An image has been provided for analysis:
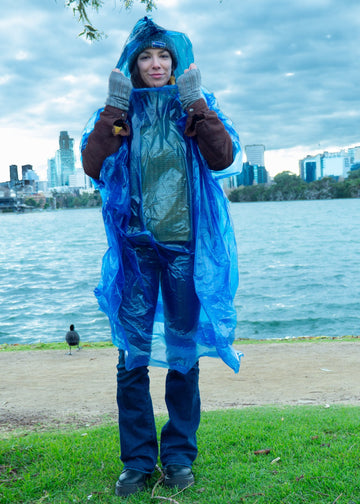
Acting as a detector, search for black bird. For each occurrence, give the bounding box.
[65,324,81,355]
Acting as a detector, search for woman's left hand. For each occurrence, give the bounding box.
[184,63,197,73]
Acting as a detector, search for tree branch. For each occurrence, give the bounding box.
[64,0,157,41]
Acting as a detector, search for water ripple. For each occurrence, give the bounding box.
[1,200,360,344]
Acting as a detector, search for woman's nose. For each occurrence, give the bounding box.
[151,57,161,68]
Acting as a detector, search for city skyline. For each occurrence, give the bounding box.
[5,139,359,190]
[4,130,91,191]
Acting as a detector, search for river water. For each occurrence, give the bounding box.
[1,199,359,345]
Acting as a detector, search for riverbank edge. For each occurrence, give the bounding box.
[1,334,359,353]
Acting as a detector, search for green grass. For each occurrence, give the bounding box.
[234,334,359,345]
[0,340,113,352]
[0,334,358,353]
[1,406,359,503]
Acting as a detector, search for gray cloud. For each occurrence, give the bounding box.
[1,0,360,180]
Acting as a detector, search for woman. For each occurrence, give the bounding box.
[81,17,243,497]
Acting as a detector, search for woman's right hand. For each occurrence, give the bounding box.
[106,69,133,111]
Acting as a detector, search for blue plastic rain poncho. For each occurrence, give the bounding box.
[81,17,243,374]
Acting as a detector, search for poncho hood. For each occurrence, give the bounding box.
[116,17,194,78]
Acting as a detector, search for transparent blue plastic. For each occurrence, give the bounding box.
[81,18,243,373]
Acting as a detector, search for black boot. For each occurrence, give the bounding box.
[163,465,195,489]
[115,469,150,497]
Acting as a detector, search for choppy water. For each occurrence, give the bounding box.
[232,199,360,339]
[1,199,359,345]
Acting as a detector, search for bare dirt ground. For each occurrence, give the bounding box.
[1,340,359,432]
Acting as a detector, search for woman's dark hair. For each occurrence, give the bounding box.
[131,64,148,88]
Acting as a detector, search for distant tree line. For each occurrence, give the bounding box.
[228,169,360,203]
[51,190,102,209]
[24,190,102,210]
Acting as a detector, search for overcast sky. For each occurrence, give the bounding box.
[1,0,359,182]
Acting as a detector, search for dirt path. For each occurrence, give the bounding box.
[1,341,359,431]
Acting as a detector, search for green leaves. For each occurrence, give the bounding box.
[64,0,157,41]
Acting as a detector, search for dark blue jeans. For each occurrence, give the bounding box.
[116,350,201,473]
[118,244,201,370]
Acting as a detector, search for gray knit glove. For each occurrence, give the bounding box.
[177,68,202,109]
[106,70,132,111]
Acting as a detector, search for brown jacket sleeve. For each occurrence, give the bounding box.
[82,105,130,180]
[184,98,233,171]
[83,98,232,179]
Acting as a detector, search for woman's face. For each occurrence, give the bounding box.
[137,48,172,87]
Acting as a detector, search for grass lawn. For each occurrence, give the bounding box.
[1,405,359,503]
[0,335,359,354]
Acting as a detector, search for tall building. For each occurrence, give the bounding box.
[20,164,39,193]
[69,168,91,188]
[22,164,32,180]
[237,162,268,186]
[348,146,360,164]
[245,144,265,167]
[9,165,19,185]
[300,154,322,182]
[47,158,58,188]
[55,131,75,186]
[254,164,268,184]
[238,162,254,186]
[222,143,268,191]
